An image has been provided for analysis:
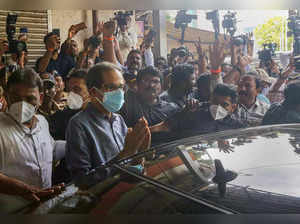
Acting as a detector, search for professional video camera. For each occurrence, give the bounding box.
[6,13,27,57]
[206,10,220,41]
[258,43,277,65]
[232,34,248,46]
[288,10,300,71]
[174,10,197,45]
[174,10,197,29]
[114,11,133,26]
[222,11,237,37]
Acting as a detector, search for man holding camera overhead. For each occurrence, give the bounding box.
[36,23,87,78]
[115,11,138,62]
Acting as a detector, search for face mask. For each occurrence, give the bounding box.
[95,88,125,113]
[209,104,228,120]
[8,101,36,124]
[67,91,83,110]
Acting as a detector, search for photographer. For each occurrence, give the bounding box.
[0,38,8,70]
[58,23,86,78]
[36,32,61,74]
[37,23,86,76]
[115,12,137,61]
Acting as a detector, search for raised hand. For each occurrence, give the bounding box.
[94,21,104,37]
[68,23,87,39]
[238,55,252,69]
[194,37,207,59]
[103,20,116,38]
[280,57,296,79]
[209,39,226,70]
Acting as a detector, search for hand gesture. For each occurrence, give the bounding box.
[218,140,234,154]
[103,20,116,38]
[68,25,77,40]
[209,39,226,70]
[270,60,280,75]
[123,117,151,158]
[280,57,295,79]
[185,98,201,112]
[94,21,104,37]
[68,23,87,39]
[194,37,205,58]
[237,55,252,69]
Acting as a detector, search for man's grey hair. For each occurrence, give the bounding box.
[86,62,122,89]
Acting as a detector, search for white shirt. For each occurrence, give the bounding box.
[235,98,270,126]
[0,113,65,188]
[144,47,154,67]
[116,29,138,61]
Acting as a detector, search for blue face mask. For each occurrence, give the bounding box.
[95,88,125,113]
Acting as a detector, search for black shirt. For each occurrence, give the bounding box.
[262,102,300,125]
[49,107,81,140]
[166,103,247,138]
[160,90,194,109]
[119,90,181,127]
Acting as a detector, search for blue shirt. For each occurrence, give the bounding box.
[257,93,271,105]
[58,54,76,78]
[65,104,128,188]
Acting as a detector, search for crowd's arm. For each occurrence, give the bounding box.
[1,16,300,206]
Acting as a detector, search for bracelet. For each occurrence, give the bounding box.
[210,68,222,74]
[103,36,114,41]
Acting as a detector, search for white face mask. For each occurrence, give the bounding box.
[8,101,36,124]
[67,91,83,110]
[209,104,228,120]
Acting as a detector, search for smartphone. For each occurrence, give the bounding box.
[20,27,28,33]
[52,29,60,37]
[73,22,87,32]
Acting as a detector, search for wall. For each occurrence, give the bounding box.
[49,10,136,51]
[49,10,93,51]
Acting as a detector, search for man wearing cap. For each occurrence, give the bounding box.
[255,68,275,105]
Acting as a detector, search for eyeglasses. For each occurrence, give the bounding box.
[102,83,126,92]
[139,78,161,86]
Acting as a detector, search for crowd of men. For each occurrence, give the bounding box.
[1,14,300,204]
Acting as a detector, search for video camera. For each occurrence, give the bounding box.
[174,10,197,29]
[176,46,189,58]
[206,10,220,41]
[232,34,248,46]
[222,11,237,37]
[174,10,197,45]
[114,11,133,26]
[258,43,277,64]
[288,10,300,71]
[6,13,27,57]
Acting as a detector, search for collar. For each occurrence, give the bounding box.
[239,97,260,111]
[85,103,118,121]
[137,94,162,107]
[5,113,41,135]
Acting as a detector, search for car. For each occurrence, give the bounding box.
[4,123,300,214]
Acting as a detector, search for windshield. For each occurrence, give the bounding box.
[116,124,300,213]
